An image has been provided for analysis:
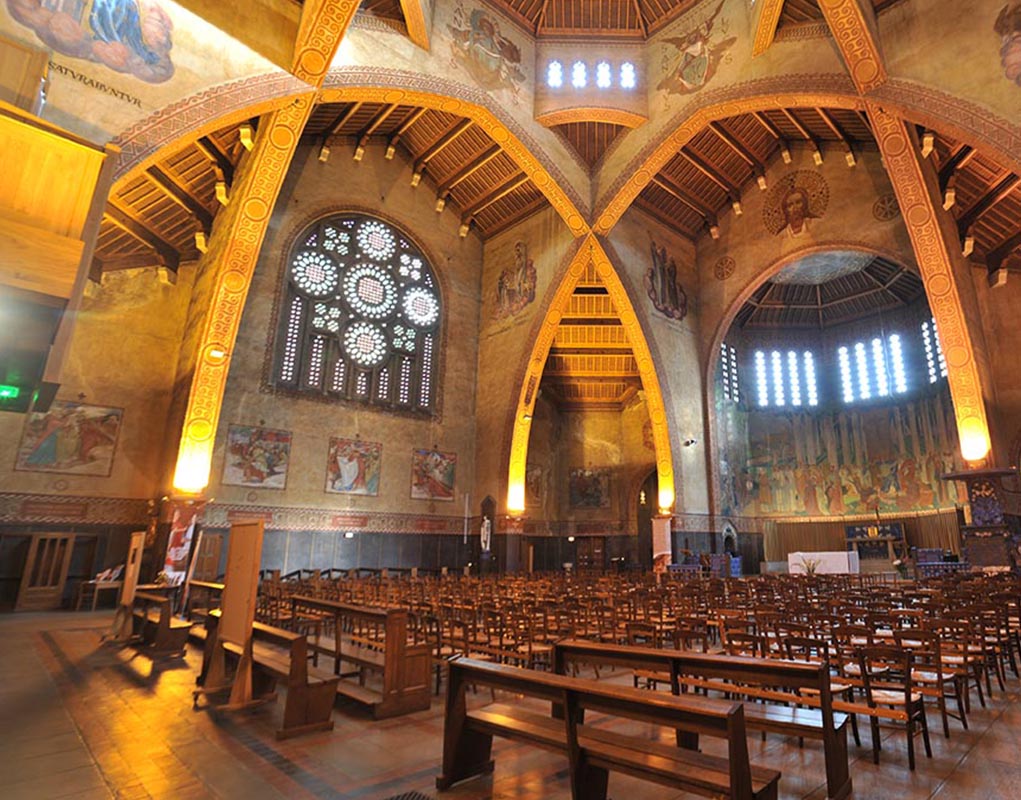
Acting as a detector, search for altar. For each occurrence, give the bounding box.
[788,551,860,575]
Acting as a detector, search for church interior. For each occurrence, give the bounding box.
[3,1,1021,798]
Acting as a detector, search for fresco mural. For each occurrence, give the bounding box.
[657,1,735,97]
[997,4,1021,85]
[325,437,382,496]
[15,400,122,476]
[717,392,962,518]
[222,425,291,489]
[7,0,175,83]
[411,448,456,501]
[762,170,830,238]
[447,3,525,102]
[645,239,688,321]
[493,241,536,320]
[569,468,611,509]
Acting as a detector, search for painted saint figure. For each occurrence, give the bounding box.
[89,0,160,64]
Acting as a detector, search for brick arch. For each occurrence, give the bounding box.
[701,241,916,515]
[506,235,676,516]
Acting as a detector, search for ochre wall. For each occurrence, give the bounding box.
[0,266,196,498]
[205,141,483,517]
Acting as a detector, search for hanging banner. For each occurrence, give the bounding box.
[480,517,492,553]
[164,505,198,586]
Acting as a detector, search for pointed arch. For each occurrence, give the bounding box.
[507,234,675,515]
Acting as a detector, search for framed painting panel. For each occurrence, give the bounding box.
[326,437,382,495]
[411,449,456,501]
[222,425,291,489]
[15,400,123,477]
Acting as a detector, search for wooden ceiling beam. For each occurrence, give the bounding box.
[708,122,760,169]
[633,197,699,238]
[413,118,473,176]
[462,172,529,217]
[103,200,180,271]
[91,252,165,274]
[650,174,714,220]
[437,143,501,194]
[678,148,737,194]
[816,108,856,164]
[145,166,214,231]
[195,136,234,186]
[938,143,976,190]
[386,107,428,158]
[780,109,824,163]
[355,103,399,156]
[324,102,363,137]
[956,172,1021,235]
[752,111,793,163]
[988,228,1021,266]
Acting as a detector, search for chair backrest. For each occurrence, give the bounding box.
[858,644,913,706]
[781,635,830,665]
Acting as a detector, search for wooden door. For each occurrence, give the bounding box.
[192,533,223,580]
[16,533,76,611]
[576,537,605,570]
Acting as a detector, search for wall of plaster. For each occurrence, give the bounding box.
[205,141,483,518]
[972,271,1021,466]
[0,266,195,498]
[524,395,654,533]
[604,206,706,512]
[473,205,577,513]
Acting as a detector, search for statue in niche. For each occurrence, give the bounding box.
[996,4,1021,85]
[645,240,688,321]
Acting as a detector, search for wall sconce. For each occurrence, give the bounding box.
[567,536,576,543]
[344,531,355,539]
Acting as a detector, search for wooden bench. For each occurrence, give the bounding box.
[290,595,431,718]
[131,591,193,657]
[553,639,851,800]
[200,609,339,739]
[184,580,224,642]
[436,657,780,800]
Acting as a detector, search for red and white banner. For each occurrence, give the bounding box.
[164,506,197,586]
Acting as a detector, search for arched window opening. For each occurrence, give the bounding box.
[571,61,587,88]
[546,60,563,88]
[274,214,441,414]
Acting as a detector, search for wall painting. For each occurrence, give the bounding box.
[493,241,537,320]
[447,3,525,102]
[222,425,291,490]
[569,468,611,509]
[7,0,175,83]
[997,4,1021,85]
[645,239,687,320]
[326,437,382,496]
[657,2,735,97]
[762,170,830,239]
[411,448,457,501]
[15,400,122,476]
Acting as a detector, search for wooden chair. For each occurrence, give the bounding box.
[857,645,932,770]
[893,628,967,738]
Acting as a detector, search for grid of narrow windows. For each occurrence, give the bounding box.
[754,349,818,408]
[720,342,740,402]
[838,334,908,403]
[921,318,948,383]
[545,60,637,89]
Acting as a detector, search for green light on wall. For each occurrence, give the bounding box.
[0,385,20,399]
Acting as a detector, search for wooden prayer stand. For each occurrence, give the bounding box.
[108,530,145,642]
[194,520,266,711]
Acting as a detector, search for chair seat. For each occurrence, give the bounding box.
[872,689,923,704]
[911,669,951,684]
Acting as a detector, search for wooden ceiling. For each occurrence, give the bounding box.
[540,260,640,410]
[635,106,874,240]
[735,255,925,330]
[486,0,700,38]
[357,0,406,26]
[777,0,901,31]
[553,121,627,170]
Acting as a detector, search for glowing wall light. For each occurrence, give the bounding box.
[173,434,214,494]
[959,418,991,463]
[658,484,675,515]
[507,480,526,515]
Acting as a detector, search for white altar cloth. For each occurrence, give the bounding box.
[788,551,860,574]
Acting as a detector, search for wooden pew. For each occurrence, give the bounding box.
[553,639,851,800]
[131,591,193,657]
[200,609,339,739]
[436,657,780,800]
[290,595,431,719]
[184,580,224,642]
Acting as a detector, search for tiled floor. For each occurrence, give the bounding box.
[2,611,1021,799]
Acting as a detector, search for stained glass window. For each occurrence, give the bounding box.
[838,334,907,403]
[720,342,739,402]
[274,214,440,413]
[754,349,818,408]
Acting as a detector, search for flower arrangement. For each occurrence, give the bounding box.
[892,558,909,578]
[800,556,821,575]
